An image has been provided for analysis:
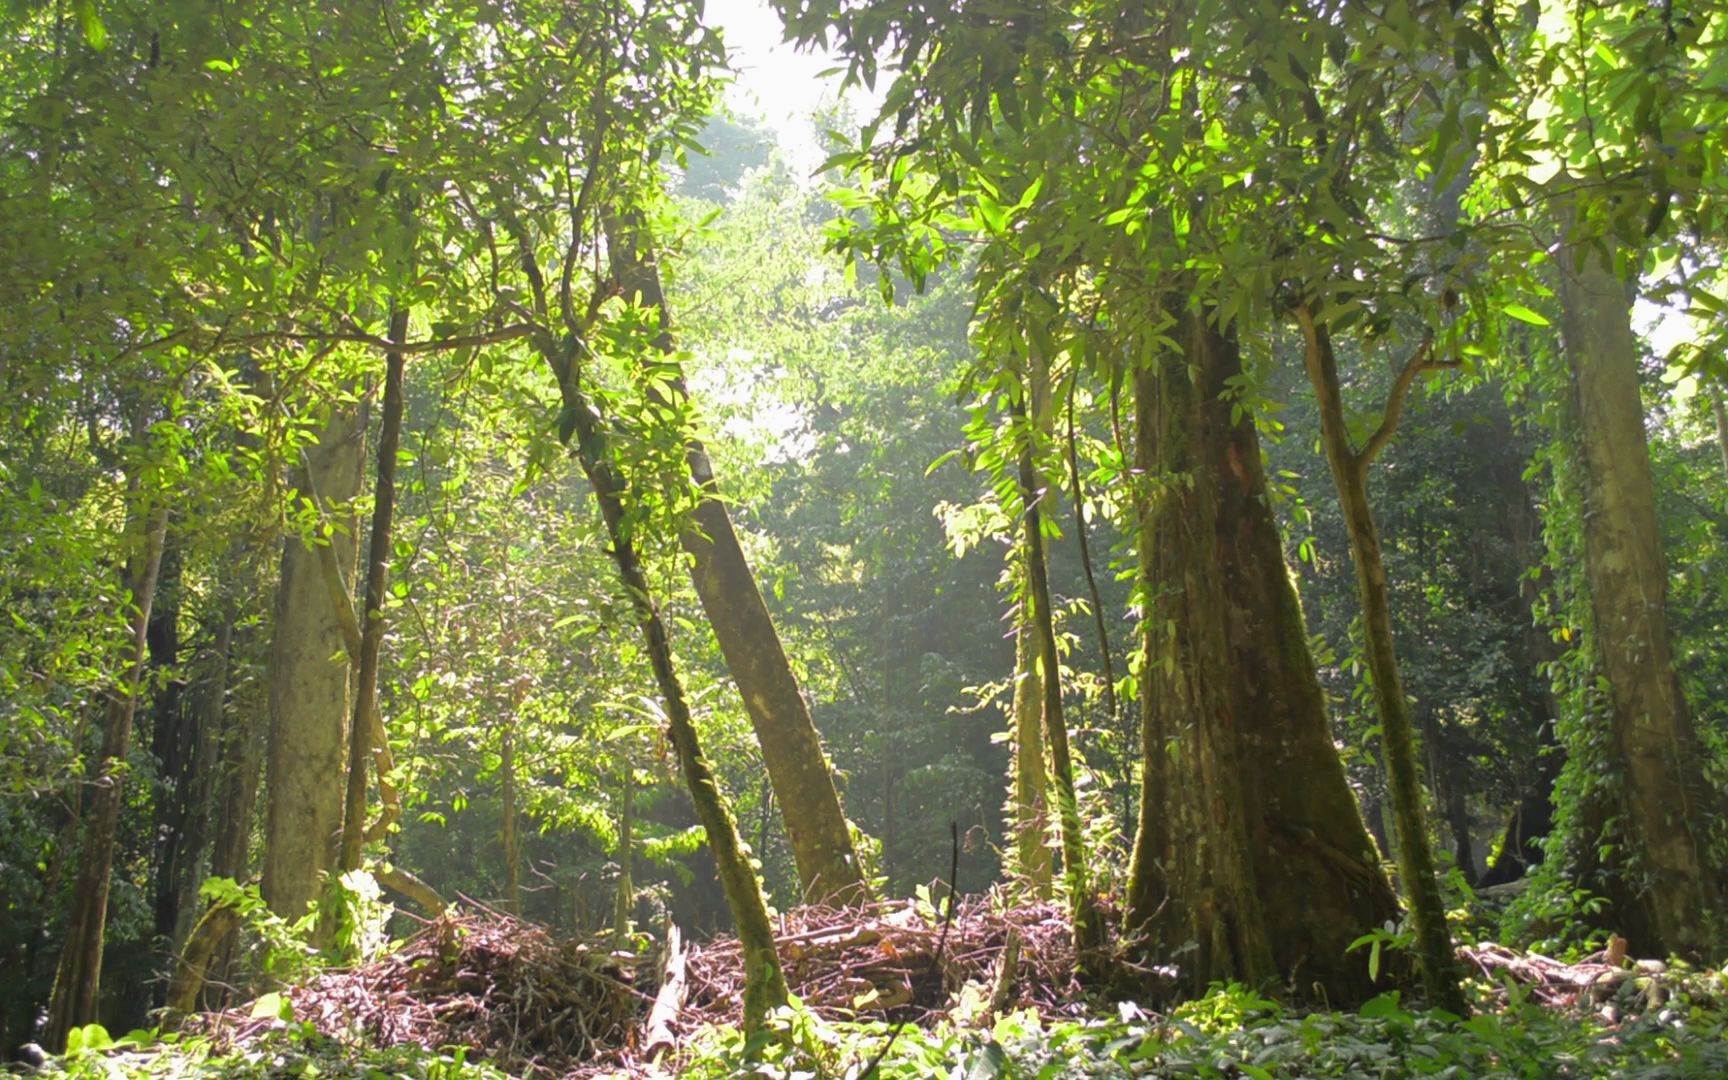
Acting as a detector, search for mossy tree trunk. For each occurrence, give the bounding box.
[1556,197,1725,960]
[44,499,168,1051]
[262,401,366,920]
[604,215,867,905]
[1294,309,1466,1014]
[1012,384,1094,948]
[1009,354,1056,897]
[552,344,789,1035]
[1125,308,1400,1006]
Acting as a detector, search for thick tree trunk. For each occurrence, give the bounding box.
[1297,315,1466,1013]
[1125,310,1399,1006]
[556,354,788,1034]
[341,310,408,872]
[44,503,169,1051]
[1556,199,1725,960]
[605,215,866,904]
[262,402,366,920]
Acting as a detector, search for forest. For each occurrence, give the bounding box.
[1,0,1726,1076]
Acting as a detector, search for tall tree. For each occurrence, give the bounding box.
[603,215,868,904]
[1554,193,1725,958]
[261,400,366,920]
[45,480,169,1049]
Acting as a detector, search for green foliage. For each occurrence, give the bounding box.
[668,981,1728,1079]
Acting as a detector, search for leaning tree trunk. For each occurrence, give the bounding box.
[1556,195,1724,960]
[603,215,866,904]
[1125,308,1400,1006]
[262,400,366,920]
[1296,312,1466,1014]
[553,343,789,1035]
[340,310,408,873]
[44,501,169,1051]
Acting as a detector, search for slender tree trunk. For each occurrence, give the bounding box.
[262,400,366,920]
[147,541,198,971]
[44,502,169,1051]
[614,764,633,946]
[501,727,520,914]
[1009,620,1054,895]
[1556,196,1724,959]
[209,606,260,884]
[1013,394,1094,948]
[341,310,409,872]
[604,215,866,904]
[1009,354,1055,897]
[554,352,788,1034]
[1713,388,1728,479]
[1296,314,1466,1013]
[1125,309,1399,1006]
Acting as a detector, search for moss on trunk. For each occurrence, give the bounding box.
[1126,309,1400,1005]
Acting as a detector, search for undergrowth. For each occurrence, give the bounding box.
[26,975,1728,1080]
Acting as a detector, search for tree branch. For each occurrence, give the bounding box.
[1360,336,1456,469]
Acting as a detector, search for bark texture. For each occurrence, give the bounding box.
[1556,203,1724,960]
[1125,310,1399,1005]
[44,504,169,1051]
[1009,619,1054,894]
[605,215,866,904]
[262,402,366,920]
[1014,394,1094,947]
[1296,312,1465,1014]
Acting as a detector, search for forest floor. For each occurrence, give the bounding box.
[24,897,1728,1079]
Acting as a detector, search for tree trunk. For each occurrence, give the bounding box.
[1125,309,1399,1006]
[1009,353,1056,897]
[1297,314,1466,1014]
[555,354,789,1034]
[44,502,169,1051]
[1014,394,1094,948]
[147,541,199,972]
[1556,196,1724,960]
[209,604,260,884]
[262,401,366,921]
[501,727,521,914]
[1008,619,1054,895]
[604,215,866,904]
[1713,388,1728,479]
[341,309,408,872]
[613,764,633,947]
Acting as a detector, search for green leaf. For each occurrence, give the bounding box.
[1502,303,1550,326]
[77,0,107,51]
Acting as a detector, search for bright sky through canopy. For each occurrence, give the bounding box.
[706,0,879,172]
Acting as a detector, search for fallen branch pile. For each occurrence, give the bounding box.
[676,895,1078,1036]
[182,895,1084,1076]
[1461,940,1699,1019]
[191,910,644,1077]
